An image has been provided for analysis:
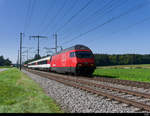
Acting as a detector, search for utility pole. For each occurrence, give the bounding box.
[17,50,19,68]
[29,35,48,58]
[27,49,28,62]
[54,33,58,53]
[22,49,28,62]
[20,33,22,70]
[22,47,32,62]
[43,47,54,56]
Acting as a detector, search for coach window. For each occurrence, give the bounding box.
[70,52,75,57]
[43,60,47,64]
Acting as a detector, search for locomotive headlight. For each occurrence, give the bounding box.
[77,64,82,67]
[90,64,94,66]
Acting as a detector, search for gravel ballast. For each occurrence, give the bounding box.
[22,70,146,113]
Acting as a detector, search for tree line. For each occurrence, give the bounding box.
[94,54,150,66]
[0,56,12,66]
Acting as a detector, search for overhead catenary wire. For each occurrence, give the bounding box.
[54,0,79,33]
[60,0,126,41]
[76,0,128,29]
[87,16,150,46]
[61,2,149,45]
[73,0,115,27]
[111,16,150,36]
[48,0,71,34]
[56,0,94,33]
[59,0,113,40]
[24,0,32,33]
[38,0,56,35]
[41,0,68,35]
[24,0,37,34]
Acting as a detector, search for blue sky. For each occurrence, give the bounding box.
[0,0,150,63]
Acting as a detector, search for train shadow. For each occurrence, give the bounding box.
[93,74,118,79]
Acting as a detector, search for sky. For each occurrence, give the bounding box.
[0,0,150,63]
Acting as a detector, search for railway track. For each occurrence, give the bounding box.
[25,69,150,112]
[92,77,150,89]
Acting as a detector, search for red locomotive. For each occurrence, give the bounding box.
[28,45,96,75]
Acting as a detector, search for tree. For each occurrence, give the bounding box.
[34,54,41,60]
[94,54,150,66]
[0,56,12,66]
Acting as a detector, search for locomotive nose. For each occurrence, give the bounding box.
[76,63,96,75]
[77,62,95,67]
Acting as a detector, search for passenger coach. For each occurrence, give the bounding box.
[28,56,51,71]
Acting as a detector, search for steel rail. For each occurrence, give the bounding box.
[92,77,150,89]
[26,69,150,98]
[24,68,150,89]
[26,69,150,112]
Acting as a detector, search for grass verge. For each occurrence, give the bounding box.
[0,66,11,68]
[94,68,150,83]
[0,68,63,113]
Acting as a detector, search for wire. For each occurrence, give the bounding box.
[38,0,56,35]
[87,16,150,46]
[24,0,32,33]
[54,0,79,32]
[56,0,94,33]
[60,0,124,41]
[48,0,71,34]
[78,0,115,25]
[61,0,127,42]
[78,0,127,27]
[41,0,68,35]
[24,0,37,34]
[61,2,149,45]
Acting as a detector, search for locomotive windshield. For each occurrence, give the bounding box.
[75,51,93,58]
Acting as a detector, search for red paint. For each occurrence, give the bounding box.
[50,49,95,68]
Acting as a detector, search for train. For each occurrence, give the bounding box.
[27,45,96,75]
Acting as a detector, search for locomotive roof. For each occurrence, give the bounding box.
[28,45,91,64]
[54,45,91,55]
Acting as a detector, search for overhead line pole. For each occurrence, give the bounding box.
[27,49,28,62]
[17,50,19,68]
[29,35,48,58]
[20,33,23,70]
[38,36,39,57]
[22,47,34,61]
[54,33,58,53]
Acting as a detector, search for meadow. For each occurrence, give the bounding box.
[0,68,63,113]
[94,64,150,82]
[0,66,11,68]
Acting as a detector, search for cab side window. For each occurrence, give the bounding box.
[70,52,75,57]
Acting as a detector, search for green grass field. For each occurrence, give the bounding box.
[97,64,150,69]
[0,68,63,113]
[0,66,11,68]
[94,64,150,83]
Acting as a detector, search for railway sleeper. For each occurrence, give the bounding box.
[27,70,150,112]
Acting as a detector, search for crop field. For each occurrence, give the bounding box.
[94,64,150,83]
[0,68,63,113]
